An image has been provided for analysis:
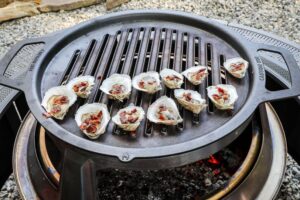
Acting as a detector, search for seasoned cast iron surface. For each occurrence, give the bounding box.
[42,21,248,148]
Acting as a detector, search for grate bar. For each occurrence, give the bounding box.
[149,28,162,71]
[110,30,129,74]
[122,29,140,75]
[87,35,116,103]
[161,29,172,69]
[78,39,97,76]
[143,28,165,136]
[59,50,81,85]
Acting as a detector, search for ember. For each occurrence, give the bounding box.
[208,155,220,165]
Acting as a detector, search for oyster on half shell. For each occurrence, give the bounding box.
[207,84,238,110]
[112,104,145,132]
[75,103,110,139]
[67,75,95,98]
[100,74,132,102]
[41,86,77,120]
[182,66,208,85]
[224,57,249,79]
[132,71,162,94]
[174,89,207,114]
[147,96,183,125]
[160,68,184,89]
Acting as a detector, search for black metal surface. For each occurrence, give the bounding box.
[13,103,286,200]
[1,10,300,163]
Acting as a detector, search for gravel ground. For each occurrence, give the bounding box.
[0,0,300,199]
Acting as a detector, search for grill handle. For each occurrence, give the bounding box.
[255,44,300,102]
[0,38,46,91]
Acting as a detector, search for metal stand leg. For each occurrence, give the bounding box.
[59,149,98,200]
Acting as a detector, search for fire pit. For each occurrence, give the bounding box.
[0,10,298,199]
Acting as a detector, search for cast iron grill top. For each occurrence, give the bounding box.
[2,11,299,161]
[41,23,248,148]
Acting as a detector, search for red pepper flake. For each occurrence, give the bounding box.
[183,92,192,102]
[53,96,69,105]
[72,81,89,94]
[80,111,103,134]
[119,109,139,124]
[231,63,244,72]
[97,75,102,80]
[217,87,225,94]
[109,84,125,95]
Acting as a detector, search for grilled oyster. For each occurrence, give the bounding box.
[207,84,238,110]
[67,75,95,98]
[160,68,184,89]
[100,74,132,102]
[174,89,206,114]
[147,96,183,125]
[132,71,162,94]
[224,57,249,79]
[182,66,208,85]
[75,103,110,139]
[112,105,145,132]
[41,86,77,120]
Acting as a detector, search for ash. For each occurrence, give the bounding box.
[97,148,241,200]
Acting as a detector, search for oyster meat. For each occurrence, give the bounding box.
[182,66,209,85]
[112,104,145,132]
[147,96,183,125]
[41,86,77,120]
[132,71,162,94]
[174,89,206,114]
[224,57,249,78]
[67,75,95,98]
[75,103,110,139]
[160,68,184,89]
[100,74,132,102]
[207,84,238,110]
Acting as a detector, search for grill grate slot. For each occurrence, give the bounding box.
[78,39,97,76]
[60,50,81,85]
[88,35,115,103]
[206,43,214,113]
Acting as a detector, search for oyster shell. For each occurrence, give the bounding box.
[75,103,110,139]
[112,104,145,131]
[67,75,95,98]
[207,84,238,110]
[174,89,206,114]
[160,68,184,89]
[182,66,208,85]
[41,86,77,120]
[147,96,183,125]
[132,71,162,94]
[224,57,249,79]
[100,74,132,102]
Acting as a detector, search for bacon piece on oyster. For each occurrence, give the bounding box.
[75,103,110,139]
[67,75,95,98]
[41,86,77,120]
[100,74,132,102]
[112,105,145,132]
[182,66,209,85]
[160,68,184,89]
[174,89,206,114]
[147,96,183,125]
[224,57,249,79]
[207,84,238,110]
[132,71,162,94]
